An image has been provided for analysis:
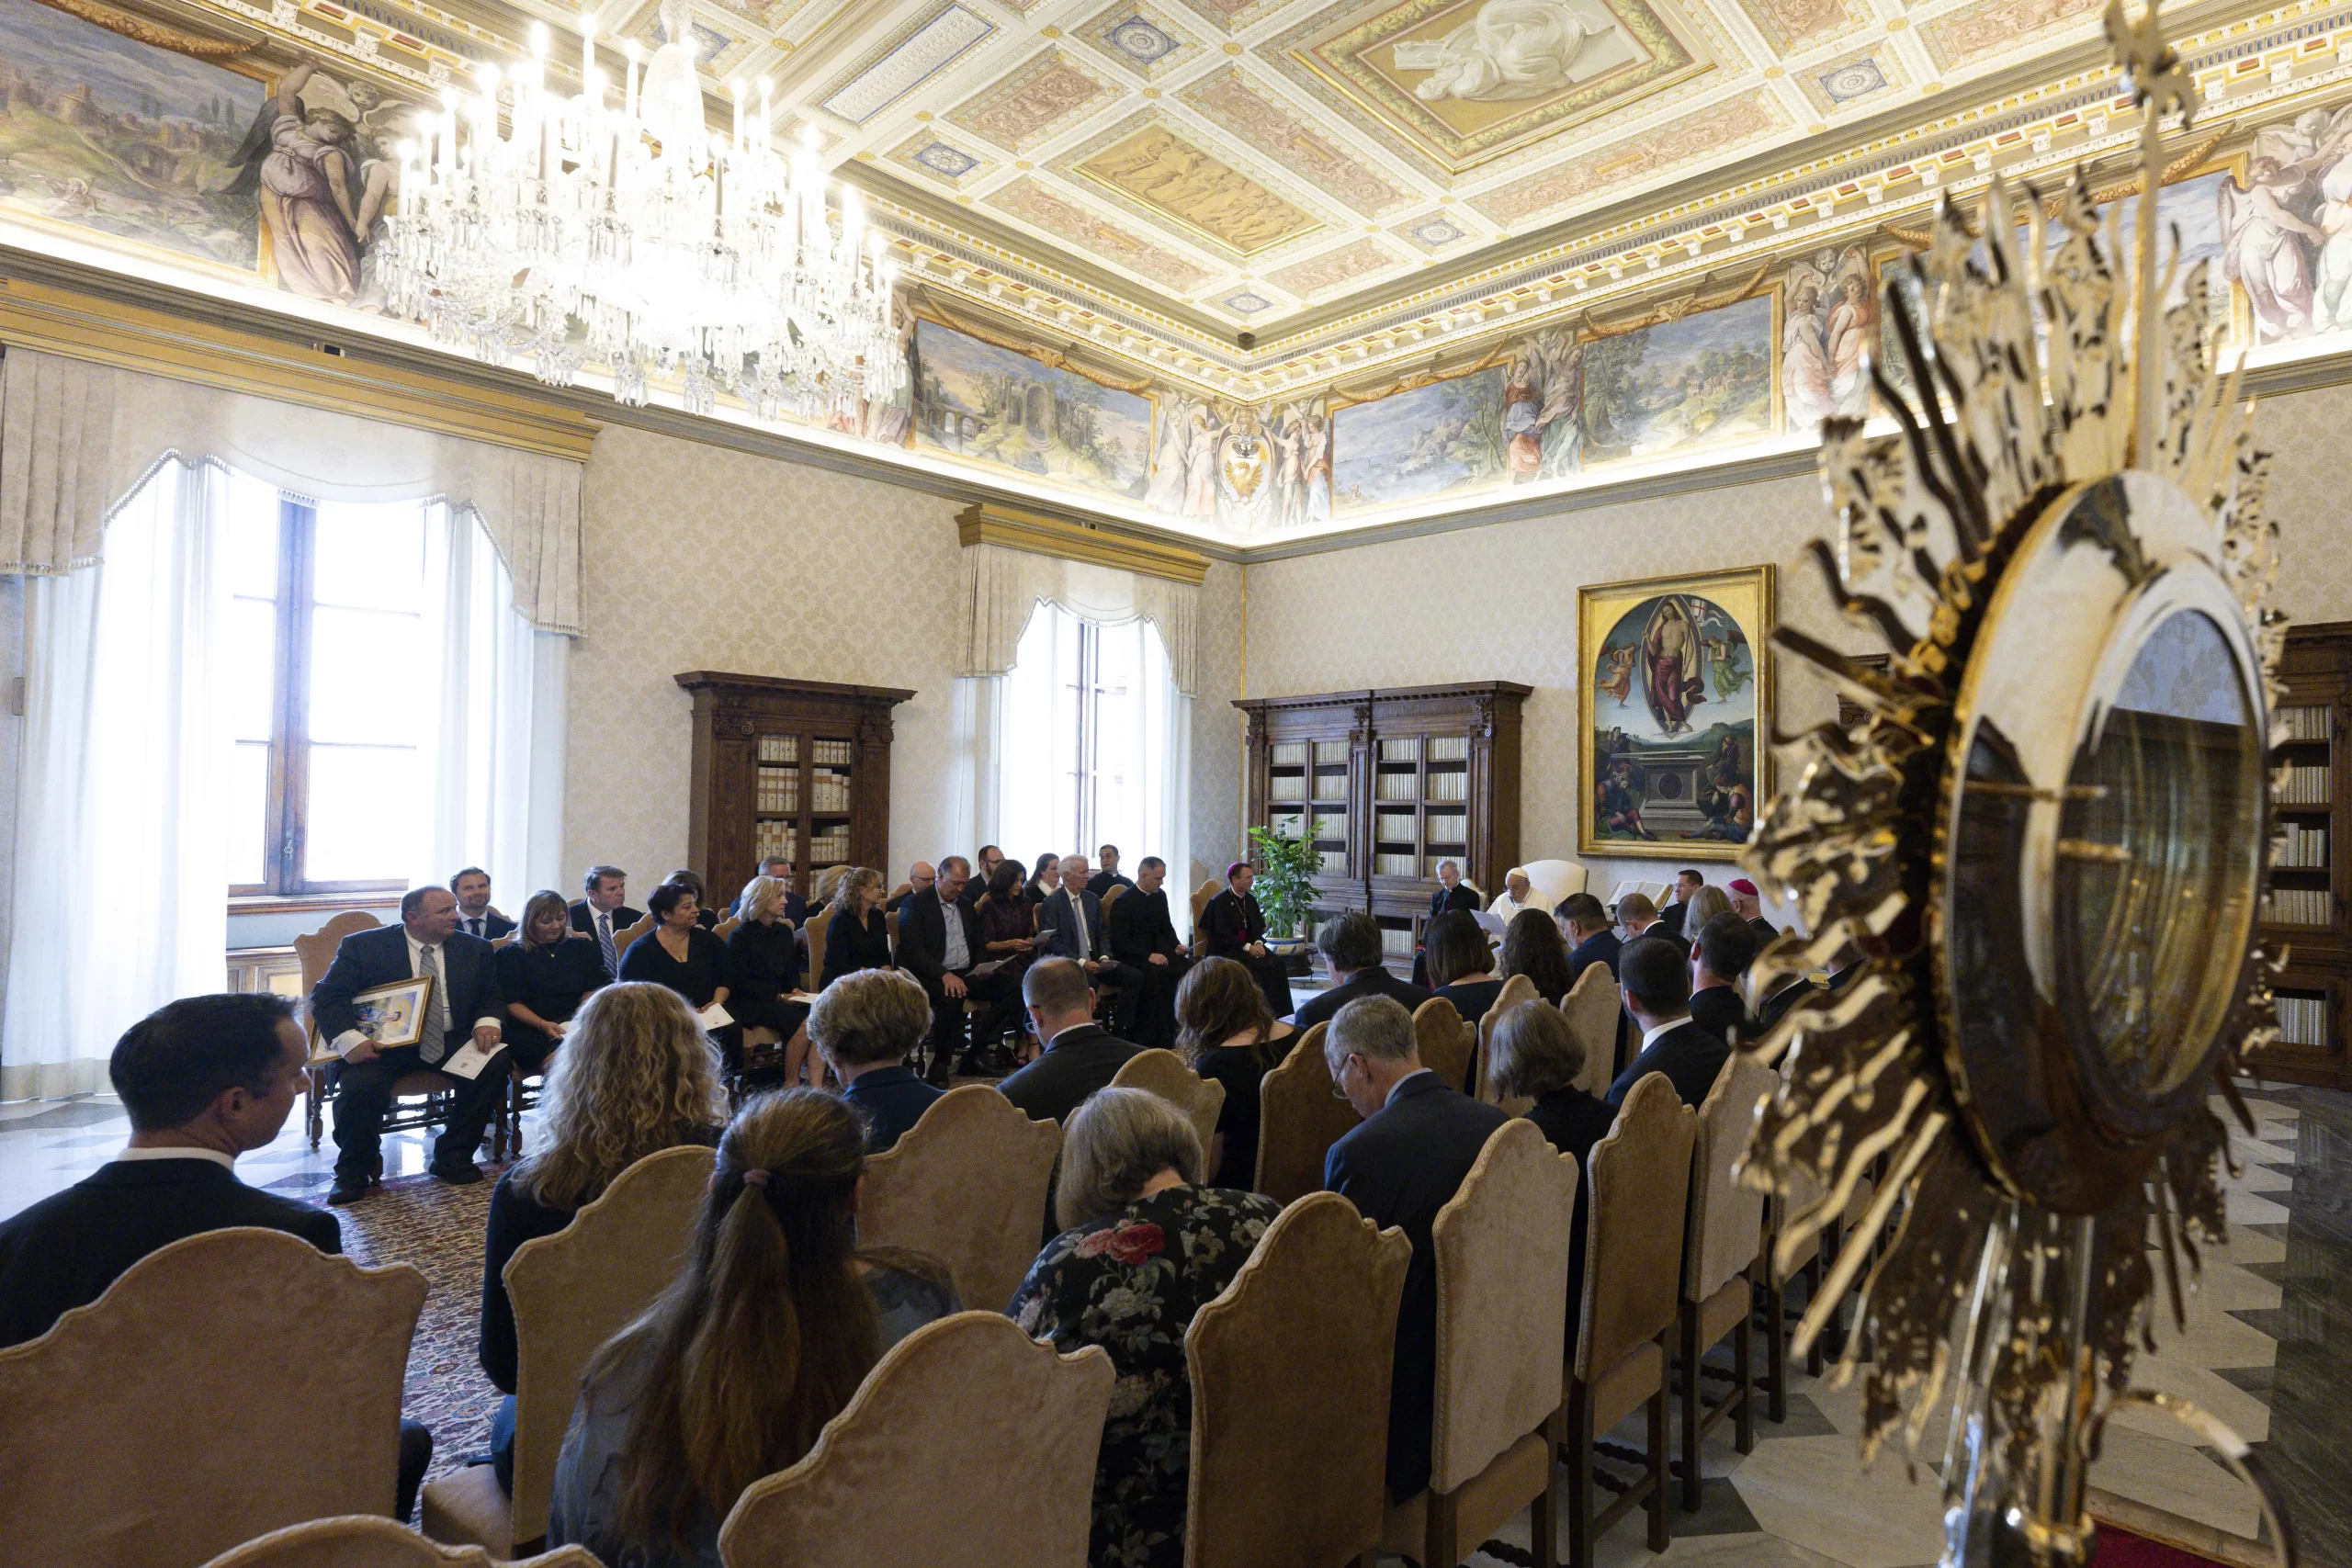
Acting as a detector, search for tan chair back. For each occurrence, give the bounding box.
[1184,1192,1412,1568]
[1575,1076,1696,1383]
[296,910,381,1043]
[711,914,741,942]
[1686,1055,1774,1304]
[490,934,518,951]
[1559,964,1623,1098]
[509,1145,715,1536]
[1430,1119,1579,1494]
[1411,997,1473,1094]
[1252,1021,1361,1203]
[804,906,835,990]
[718,1312,1113,1567]
[1099,882,1127,924]
[861,1088,1062,1314]
[889,882,912,905]
[0,1228,424,1568]
[1190,879,1222,955]
[1473,974,1540,1114]
[1110,1047,1227,1156]
[200,1515,601,1568]
[612,911,656,956]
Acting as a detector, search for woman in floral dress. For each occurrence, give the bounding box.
[1009,1087,1281,1568]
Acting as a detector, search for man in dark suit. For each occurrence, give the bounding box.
[1106,855,1191,1049]
[1559,893,1623,987]
[0,992,434,1520]
[1426,858,1481,920]
[1606,935,1730,1109]
[898,856,1014,1084]
[1038,855,1147,1039]
[1728,877,1780,943]
[1321,995,1509,1503]
[999,958,1142,1126]
[962,846,1004,910]
[569,865,642,979]
[735,855,808,927]
[899,861,937,918]
[449,867,515,941]
[809,970,944,1152]
[1295,910,1430,1030]
[1093,844,1139,898]
[1655,868,1705,942]
[1690,912,1763,1045]
[311,886,512,1202]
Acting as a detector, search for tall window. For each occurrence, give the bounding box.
[1000,603,1177,863]
[225,485,428,896]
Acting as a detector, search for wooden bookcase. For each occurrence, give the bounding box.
[2257,623,2352,1091]
[675,673,914,901]
[1238,682,1530,975]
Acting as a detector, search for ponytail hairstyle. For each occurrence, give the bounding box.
[594,1088,881,1551]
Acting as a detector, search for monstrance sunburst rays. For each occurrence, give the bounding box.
[1733,3,2298,1562]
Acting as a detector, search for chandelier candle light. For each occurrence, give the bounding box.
[380,0,904,420]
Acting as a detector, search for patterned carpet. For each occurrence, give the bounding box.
[337,1169,508,1482]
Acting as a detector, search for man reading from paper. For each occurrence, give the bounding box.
[310,886,510,1206]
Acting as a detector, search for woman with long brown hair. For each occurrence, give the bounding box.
[1498,906,1575,1006]
[1423,909,1505,1027]
[548,1089,960,1566]
[477,981,729,1495]
[1174,955,1295,1188]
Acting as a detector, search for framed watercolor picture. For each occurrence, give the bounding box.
[1578,565,1774,863]
[352,976,433,1049]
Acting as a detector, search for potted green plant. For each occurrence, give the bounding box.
[1245,825,1321,976]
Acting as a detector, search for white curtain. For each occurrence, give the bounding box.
[2,461,232,1097]
[416,501,571,905]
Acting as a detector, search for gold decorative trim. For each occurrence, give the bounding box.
[956,502,1209,584]
[0,278,599,463]
[910,290,1157,394]
[28,0,255,59]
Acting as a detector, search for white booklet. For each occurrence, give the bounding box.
[438,1040,497,1080]
[696,1002,735,1031]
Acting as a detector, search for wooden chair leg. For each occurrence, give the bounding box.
[1803,1250,1826,1377]
[1532,1405,1561,1568]
[1765,1263,1789,1422]
[1427,1487,1461,1568]
[1645,1355,1671,1552]
[1566,1382,1595,1568]
[1679,1301,1702,1512]
[1735,1269,1757,1454]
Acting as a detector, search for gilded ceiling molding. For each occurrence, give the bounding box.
[0,277,599,463]
[28,0,254,57]
[955,502,1210,584]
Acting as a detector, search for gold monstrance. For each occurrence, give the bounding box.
[1739,2,2299,1564]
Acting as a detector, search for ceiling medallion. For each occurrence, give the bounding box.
[1740,4,2299,1564]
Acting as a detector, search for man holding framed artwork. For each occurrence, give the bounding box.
[310,885,511,1204]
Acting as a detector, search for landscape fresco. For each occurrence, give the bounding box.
[911,318,1156,502]
[1329,365,1506,512]
[1578,294,1773,464]
[0,0,265,269]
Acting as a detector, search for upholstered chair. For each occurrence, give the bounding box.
[1188,880,1222,958]
[718,1312,1114,1567]
[1183,1191,1412,1568]
[1557,965,1623,1096]
[1253,1021,1362,1202]
[1473,975,1540,1115]
[295,909,380,1148]
[1111,1047,1227,1156]
[610,911,657,956]
[858,1085,1063,1314]
[423,1145,716,1555]
[199,1515,600,1568]
[1674,1054,1775,1509]
[1379,1120,1577,1568]
[1410,997,1475,1094]
[0,1227,425,1568]
[1756,1043,1875,1420]
[1562,1074,1697,1568]
[802,905,835,990]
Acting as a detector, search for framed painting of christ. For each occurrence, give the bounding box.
[1578,565,1774,863]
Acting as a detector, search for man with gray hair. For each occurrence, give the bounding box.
[1294,910,1430,1031]
[1038,854,1147,1040]
[1321,994,1509,1504]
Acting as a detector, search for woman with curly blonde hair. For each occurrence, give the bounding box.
[476,982,729,1496]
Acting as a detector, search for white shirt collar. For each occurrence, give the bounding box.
[1385,1067,1435,1106]
[1640,1017,1690,1053]
[116,1145,235,1169]
[1045,1020,1095,1050]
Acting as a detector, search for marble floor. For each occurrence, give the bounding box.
[0,1079,2339,1568]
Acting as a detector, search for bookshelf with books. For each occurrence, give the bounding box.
[676,673,913,907]
[2257,624,2352,1090]
[1239,682,1530,976]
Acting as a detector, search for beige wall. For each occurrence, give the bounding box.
[1239,378,2352,918]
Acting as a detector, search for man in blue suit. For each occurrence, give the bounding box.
[1321,994,1509,1503]
[1037,854,1145,1039]
[311,885,511,1204]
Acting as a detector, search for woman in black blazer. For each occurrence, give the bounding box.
[1198,861,1294,1019]
[1423,910,1506,1031]
[618,883,730,1012]
[494,890,607,1072]
[822,866,894,985]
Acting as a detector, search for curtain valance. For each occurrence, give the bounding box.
[0,348,585,635]
[958,540,1199,696]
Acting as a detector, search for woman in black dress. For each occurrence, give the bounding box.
[975,861,1045,1064]
[727,874,811,1085]
[619,882,730,1015]
[821,866,894,985]
[1198,861,1294,1018]
[1498,907,1575,1006]
[495,889,607,1073]
[1175,956,1296,1190]
[662,869,720,930]
[1424,909,1506,1031]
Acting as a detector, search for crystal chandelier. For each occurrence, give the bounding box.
[379,4,904,422]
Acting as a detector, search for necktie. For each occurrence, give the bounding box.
[597,911,616,974]
[420,942,451,1063]
[468,917,482,937]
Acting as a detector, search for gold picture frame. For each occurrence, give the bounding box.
[1577,564,1774,863]
[351,975,434,1050]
